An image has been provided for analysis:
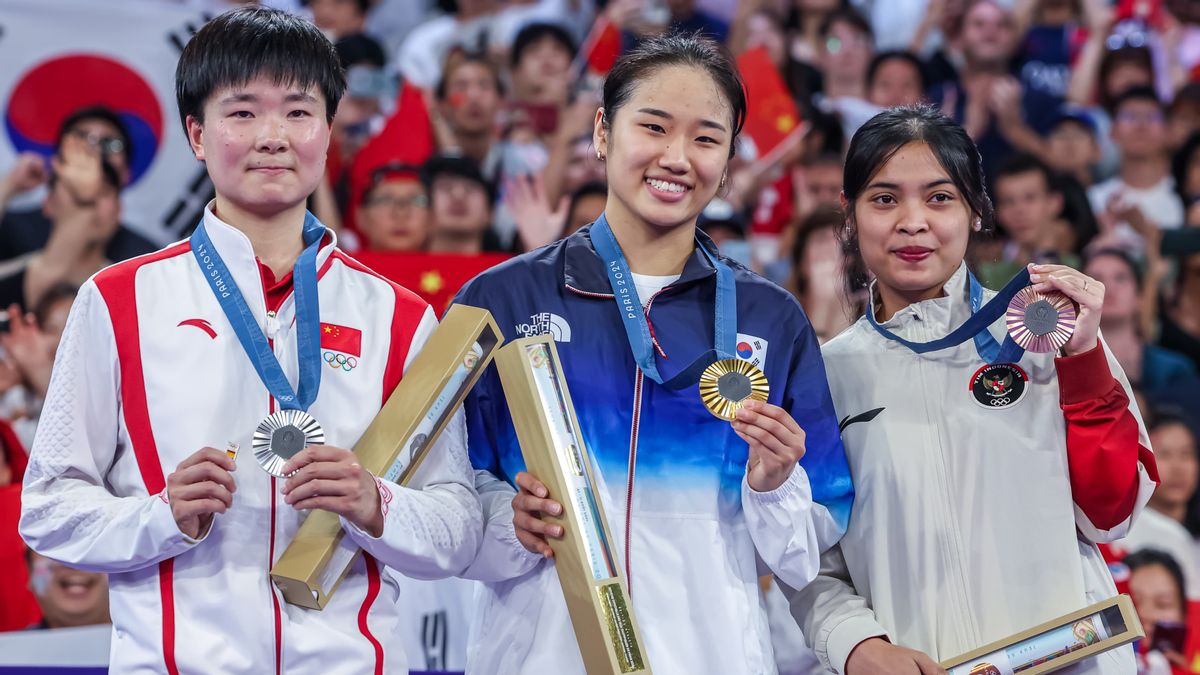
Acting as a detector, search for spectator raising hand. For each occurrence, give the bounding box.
[0,304,55,400]
[51,134,107,207]
[0,153,48,221]
[506,172,568,251]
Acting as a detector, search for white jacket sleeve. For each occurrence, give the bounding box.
[342,307,482,578]
[742,466,843,590]
[342,408,482,578]
[781,543,890,674]
[20,282,199,573]
[459,469,545,583]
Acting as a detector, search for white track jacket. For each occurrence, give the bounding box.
[19,209,482,674]
[785,264,1158,675]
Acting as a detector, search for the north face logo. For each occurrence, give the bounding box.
[515,312,572,342]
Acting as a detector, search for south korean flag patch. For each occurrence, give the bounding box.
[735,333,768,369]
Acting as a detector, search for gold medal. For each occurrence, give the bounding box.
[699,359,769,421]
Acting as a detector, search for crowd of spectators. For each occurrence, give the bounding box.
[2,0,1200,672]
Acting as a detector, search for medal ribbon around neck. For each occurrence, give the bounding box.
[590,212,737,389]
[191,212,326,412]
[865,268,1030,365]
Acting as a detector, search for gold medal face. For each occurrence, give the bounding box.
[699,359,769,421]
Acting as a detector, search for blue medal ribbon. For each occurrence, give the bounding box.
[865,267,1030,364]
[191,212,326,411]
[590,213,737,389]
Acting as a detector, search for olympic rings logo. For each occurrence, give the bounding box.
[323,351,358,371]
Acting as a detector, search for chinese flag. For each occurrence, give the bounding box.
[0,422,39,632]
[347,80,436,233]
[320,322,363,357]
[581,16,622,76]
[737,46,801,157]
[353,251,512,316]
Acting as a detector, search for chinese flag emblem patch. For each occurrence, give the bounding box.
[320,323,362,357]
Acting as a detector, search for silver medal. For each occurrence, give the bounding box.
[253,409,325,477]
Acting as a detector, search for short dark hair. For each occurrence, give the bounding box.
[1098,47,1154,111]
[843,105,994,233]
[32,283,78,328]
[56,106,134,172]
[436,52,503,100]
[336,33,386,70]
[1084,247,1144,289]
[301,0,370,15]
[995,152,1056,192]
[1124,548,1188,613]
[566,181,607,222]
[866,50,926,93]
[174,7,346,134]
[511,22,575,68]
[601,32,746,159]
[819,6,874,40]
[1112,85,1164,116]
[422,154,496,203]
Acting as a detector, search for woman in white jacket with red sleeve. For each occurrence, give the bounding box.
[784,105,1158,675]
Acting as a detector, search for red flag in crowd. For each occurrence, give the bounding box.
[580,16,622,76]
[0,420,40,631]
[346,80,437,233]
[352,250,512,316]
[737,46,801,158]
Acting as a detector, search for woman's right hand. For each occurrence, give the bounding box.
[512,471,565,558]
[846,637,947,675]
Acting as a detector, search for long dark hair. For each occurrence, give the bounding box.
[840,105,994,290]
[1124,548,1188,615]
[601,32,747,158]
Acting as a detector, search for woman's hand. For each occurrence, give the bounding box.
[281,446,384,536]
[512,471,563,557]
[1028,263,1104,356]
[733,400,807,492]
[846,638,947,675]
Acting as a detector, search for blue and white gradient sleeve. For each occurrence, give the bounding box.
[742,314,853,590]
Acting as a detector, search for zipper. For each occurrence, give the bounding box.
[266,329,283,675]
[624,369,644,595]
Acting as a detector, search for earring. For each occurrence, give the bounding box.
[973,217,982,231]
[720,173,727,187]
[596,150,605,161]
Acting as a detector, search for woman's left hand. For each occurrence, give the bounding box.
[282,446,384,536]
[1028,263,1104,356]
[733,400,807,493]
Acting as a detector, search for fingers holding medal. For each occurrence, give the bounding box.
[732,400,807,493]
[1027,263,1103,356]
[281,445,384,537]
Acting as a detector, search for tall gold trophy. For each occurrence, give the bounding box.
[495,335,651,674]
[270,305,502,609]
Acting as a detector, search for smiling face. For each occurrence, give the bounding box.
[849,141,973,309]
[187,75,331,222]
[594,64,732,235]
[30,552,109,629]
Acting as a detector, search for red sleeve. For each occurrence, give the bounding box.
[1056,340,1158,531]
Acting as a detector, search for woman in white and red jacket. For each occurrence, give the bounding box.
[785,105,1158,675]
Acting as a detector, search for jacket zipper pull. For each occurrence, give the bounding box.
[266,310,280,340]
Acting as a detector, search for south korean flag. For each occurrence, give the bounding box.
[734,333,768,369]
